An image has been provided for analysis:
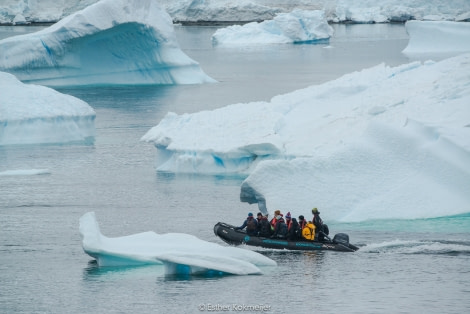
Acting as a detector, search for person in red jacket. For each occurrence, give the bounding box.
[270,210,281,230]
[285,212,292,229]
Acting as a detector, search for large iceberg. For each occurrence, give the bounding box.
[1,0,469,25]
[0,0,215,87]
[212,9,333,45]
[403,21,470,55]
[0,71,95,145]
[142,51,470,221]
[79,212,276,275]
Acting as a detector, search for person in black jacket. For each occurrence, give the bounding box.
[271,215,287,239]
[257,214,272,237]
[287,217,301,240]
[312,208,329,241]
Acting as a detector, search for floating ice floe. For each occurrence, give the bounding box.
[403,20,470,55]
[79,212,276,275]
[212,9,333,45]
[0,169,51,176]
[0,0,215,86]
[0,71,95,145]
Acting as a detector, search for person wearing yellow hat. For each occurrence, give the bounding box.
[311,207,328,241]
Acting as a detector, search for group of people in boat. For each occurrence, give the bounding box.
[234,208,329,242]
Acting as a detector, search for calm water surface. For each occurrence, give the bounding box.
[1,24,469,314]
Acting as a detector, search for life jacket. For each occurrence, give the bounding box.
[302,222,316,240]
[299,219,307,230]
[270,217,277,230]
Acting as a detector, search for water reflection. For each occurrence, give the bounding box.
[82,260,164,281]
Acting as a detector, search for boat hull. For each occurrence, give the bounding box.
[214,222,359,252]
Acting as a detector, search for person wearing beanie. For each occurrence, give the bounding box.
[298,215,307,230]
[285,212,292,229]
[311,208,328,241]
[235,212,258,236]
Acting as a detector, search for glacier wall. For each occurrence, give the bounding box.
[1,0,469,25]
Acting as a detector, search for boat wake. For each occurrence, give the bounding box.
[359,239,470,256]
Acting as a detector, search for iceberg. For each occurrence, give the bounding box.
[403,21,470,55]
[0,0,215,87]
[142,53,470,222]
[0,71,95,145]
[79,212,276,275]
[212,9,333,45]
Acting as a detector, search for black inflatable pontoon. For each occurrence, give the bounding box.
[214,222,359,252]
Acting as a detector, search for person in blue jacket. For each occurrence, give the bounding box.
[235,212,258,236]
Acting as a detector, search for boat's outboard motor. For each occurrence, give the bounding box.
[333,233,350,246]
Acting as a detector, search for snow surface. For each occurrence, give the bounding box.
[212,9,333,45]
[79,212,276,275]
[1,0,469,25]
[403,21,470,55]
[142,49,470,222]
[0,71,95,145]
[0,0,215,87]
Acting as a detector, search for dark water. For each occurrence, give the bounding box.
[1,24,469,313]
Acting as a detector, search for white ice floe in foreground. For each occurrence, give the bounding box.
[212,9,333,45]
[79,212,276,275]
[1,0,469,25]
[403,21,470,55]
[0,0,214,87]
[143,49,470,222]
[0,71,95,145]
